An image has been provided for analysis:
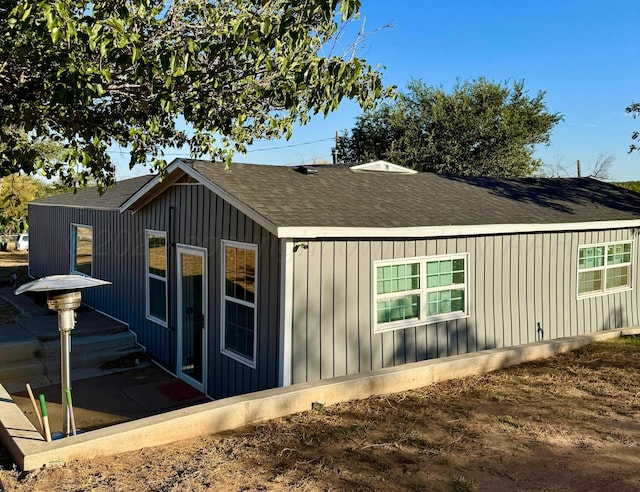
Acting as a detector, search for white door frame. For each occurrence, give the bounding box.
[176,244,208,394]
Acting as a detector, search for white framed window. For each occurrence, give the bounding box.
[70,224,93,276]
[374,253,469,333]
[578,241,633,298]
[221,240,258,368]
[145,230,167,326]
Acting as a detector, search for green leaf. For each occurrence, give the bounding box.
[51,27,62,45]
[21,6,32,21]
[106,17,125,33]
[132,45,141,63]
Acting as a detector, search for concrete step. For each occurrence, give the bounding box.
[16,310,129,342]
[1,329,144,392]
[44,345,145,375]
[37,331,144,373]
[36,331,139,361]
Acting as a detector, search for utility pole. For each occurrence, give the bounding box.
[577,159,581,177]
[332,130,340,165]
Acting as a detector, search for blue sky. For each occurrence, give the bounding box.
[117,0,640,181]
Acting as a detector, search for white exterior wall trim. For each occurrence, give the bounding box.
[275,219,640,239]
[278,239,294,387]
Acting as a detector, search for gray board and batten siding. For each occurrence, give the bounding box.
[27,159,640,398]
[289,229,640,385]
[28,177,282,400]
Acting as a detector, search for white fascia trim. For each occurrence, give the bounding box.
[276,219,640,239]
[278,239,294,387]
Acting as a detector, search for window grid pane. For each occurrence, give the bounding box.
[225,246,256,303]
[148,235,166,277]
[578,246,605,269]
[73,225,92,275]
[427,289,465,316]
[578,270,603,294]
[148,277,166,321]
[377,263,420,294]
[376,295,419,324]
[607,243,631,265]
[426,259,465,288]
[606,266,629,289]
[225,301,255,360]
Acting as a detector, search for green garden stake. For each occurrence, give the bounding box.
[65,388,77,436]
[38,394,52,442]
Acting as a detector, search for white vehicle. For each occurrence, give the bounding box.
[15,233,29,251]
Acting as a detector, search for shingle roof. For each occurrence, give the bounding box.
[32,175,154,209]
[32,159,640,232]
[183,160,640,228]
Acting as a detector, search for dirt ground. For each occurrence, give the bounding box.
[0,251,28,324]
[0,251,28,282]
[1,252,640,491]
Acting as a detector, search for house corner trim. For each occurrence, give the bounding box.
[278,239,294,386]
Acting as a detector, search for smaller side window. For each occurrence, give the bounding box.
[221,240,258,368]
[71,224,93,276]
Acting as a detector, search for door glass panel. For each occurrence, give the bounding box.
[180,252,204,384]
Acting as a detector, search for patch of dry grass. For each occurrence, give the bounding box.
[0,251,28,285]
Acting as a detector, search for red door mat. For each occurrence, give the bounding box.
[122,380,207,413]
[157,380,203,402]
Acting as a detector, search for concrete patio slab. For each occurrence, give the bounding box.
[10,365,209,435]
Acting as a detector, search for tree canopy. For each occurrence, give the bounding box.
[1,0,389,187]
[339,78,563,178]
[0,174,51,247]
